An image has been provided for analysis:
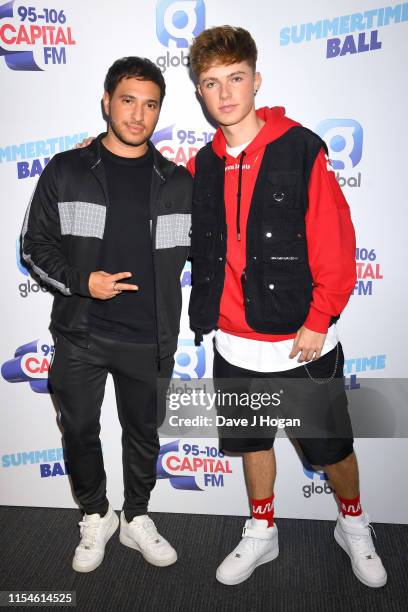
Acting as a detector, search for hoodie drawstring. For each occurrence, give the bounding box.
[236,151,246,241]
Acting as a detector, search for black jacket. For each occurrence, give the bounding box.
[22,134,193,358]
[189,126,338,343]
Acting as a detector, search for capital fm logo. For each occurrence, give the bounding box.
[152,123,212,165]
[1,339,53,393]
[302,462,333,499]
[155,0,205,72]
[0,0,76,71]
[173,338,206,380]
[316,119,363,188]
[157,439,232,490]
[352,246,383,297]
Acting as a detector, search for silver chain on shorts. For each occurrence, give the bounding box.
[303,342,340,385]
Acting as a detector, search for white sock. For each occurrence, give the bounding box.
[250,517,270,529]
[344,512,367,526]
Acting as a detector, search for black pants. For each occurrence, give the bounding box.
[49,332,174,521]
[213,343,354,466]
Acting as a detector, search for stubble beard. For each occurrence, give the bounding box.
[109,117,148,148]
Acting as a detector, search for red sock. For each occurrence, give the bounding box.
[250,495,274,527]
[337,493,362,517]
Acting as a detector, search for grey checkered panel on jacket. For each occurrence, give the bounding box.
[155,213,191,249]
[58,201,106,239]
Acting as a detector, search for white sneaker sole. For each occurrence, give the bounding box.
[334,526,387,588]
[72,512,119,573]
[119,530,177,567]
[216,544,279,586]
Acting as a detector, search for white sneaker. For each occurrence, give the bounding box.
[119,512,177,567]
[334,512,387,588]
[72,504,119,572]
[216,519,279,585]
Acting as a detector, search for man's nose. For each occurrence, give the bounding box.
[219,82,232,100]
[131,103,144,121]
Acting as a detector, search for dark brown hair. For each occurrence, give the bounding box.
[104,56,166,105]
[189,26,257,78]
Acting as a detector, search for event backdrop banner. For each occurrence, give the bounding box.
[1,0,407,524]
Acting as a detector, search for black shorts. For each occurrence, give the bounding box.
[213,342,354,466]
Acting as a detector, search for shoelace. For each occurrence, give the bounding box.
[349,524,377,560]
[129,517,161,545]
[78,517,101,550]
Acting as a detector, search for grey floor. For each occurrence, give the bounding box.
[0,507,407,612]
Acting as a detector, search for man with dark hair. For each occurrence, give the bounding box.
[22,56,192,572]
[187,26,387,588]
[104,55,166,104]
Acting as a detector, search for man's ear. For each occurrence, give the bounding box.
[196,83,203,98]
[102,91,110,117]
[254,71,262,94]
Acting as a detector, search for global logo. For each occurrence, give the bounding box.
[303,462,328,481]
[156,0,205,47]
[173,338,206,379]
[302,462,333,499]
[316,119,363,170]
[180,260,191,288]
[155,0,205,72]
[0,1,76,71]
[1,339,54,393]
[156,439,232,490]
[16,237,49,298]
[316,118,363,189]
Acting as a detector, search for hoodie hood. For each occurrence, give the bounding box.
[211,106,301,159]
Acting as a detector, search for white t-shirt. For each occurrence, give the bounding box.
[214,141,338,373]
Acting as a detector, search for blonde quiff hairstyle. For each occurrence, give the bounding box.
[189,26,258,79]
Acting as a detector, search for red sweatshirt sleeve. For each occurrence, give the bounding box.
[186,155,196,177]
[303,148,357,334]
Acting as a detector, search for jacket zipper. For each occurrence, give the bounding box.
[88,154,109,349]
[236,151,246,241]
[241,267,247,304]
[151,164,165,371]
[150,216,161,373]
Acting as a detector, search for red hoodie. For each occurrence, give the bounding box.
[187,106,356,341]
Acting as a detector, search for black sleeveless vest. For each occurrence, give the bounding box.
[188,126,338,343]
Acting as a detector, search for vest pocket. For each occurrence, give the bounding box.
[190,258,225,326]
[189,223,217,259]
[189,261,215,317]
[263,274,312,329]
[262,235,307,267]
[191,263,215,286]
